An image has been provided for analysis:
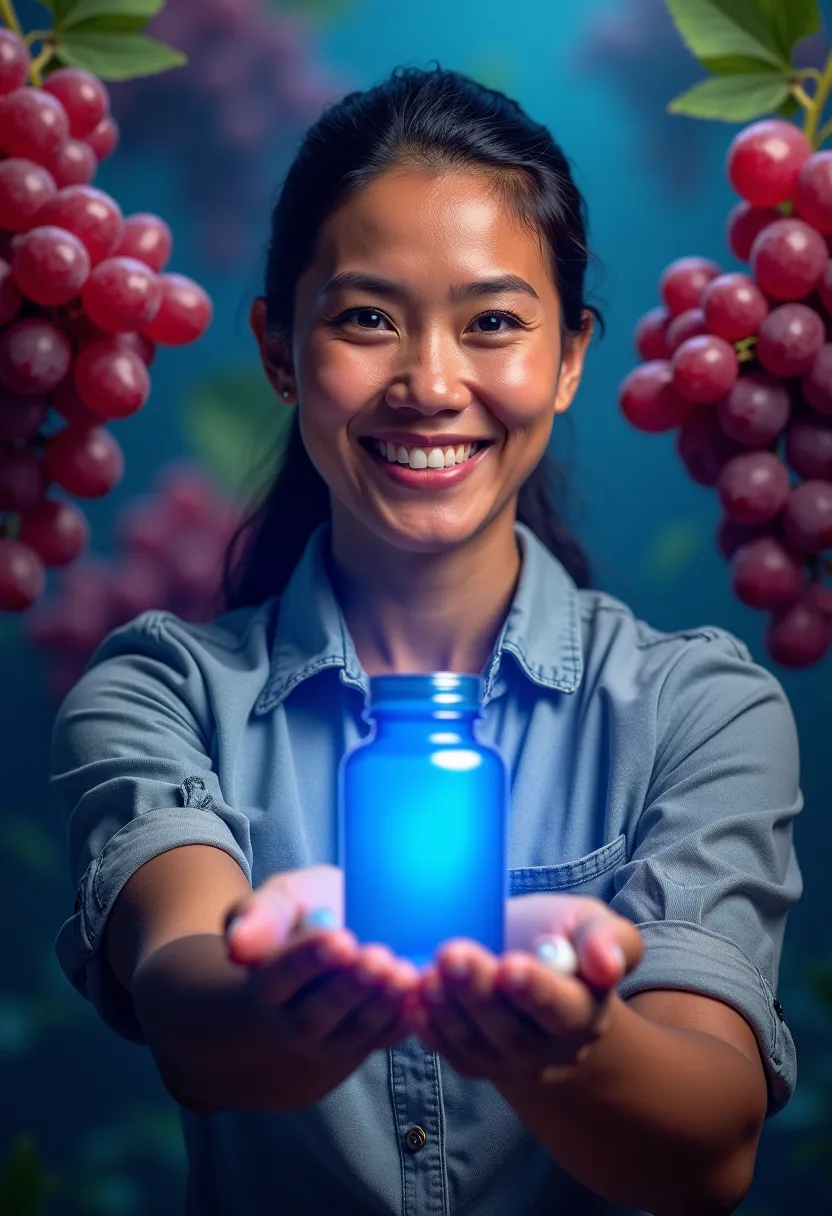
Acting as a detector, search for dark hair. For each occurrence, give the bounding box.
[223,63,600,610]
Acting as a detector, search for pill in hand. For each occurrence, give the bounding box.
[533,934,579,974]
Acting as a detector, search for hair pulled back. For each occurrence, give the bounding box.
[223,63,599,609]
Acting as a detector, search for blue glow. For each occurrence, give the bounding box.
[339,674,508,967]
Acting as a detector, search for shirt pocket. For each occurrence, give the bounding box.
[508,834,627,902]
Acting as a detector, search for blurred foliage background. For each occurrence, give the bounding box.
[2,0,832,1212]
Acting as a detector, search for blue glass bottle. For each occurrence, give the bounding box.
[339,672,508,968]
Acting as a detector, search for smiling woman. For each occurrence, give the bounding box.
[51,62,802,1216]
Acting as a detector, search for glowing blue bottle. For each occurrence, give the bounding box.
[339,673,507,968]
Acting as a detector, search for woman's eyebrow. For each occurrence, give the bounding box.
[321,270,541,303]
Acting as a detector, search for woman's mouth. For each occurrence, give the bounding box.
[358,436,494,488]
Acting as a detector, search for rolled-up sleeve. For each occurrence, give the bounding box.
[51,611,254,1045]
[612,631,803,1119]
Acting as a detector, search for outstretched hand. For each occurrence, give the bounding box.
[408,894,644,1085]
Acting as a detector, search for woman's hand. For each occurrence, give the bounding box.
[409,894,644,1086]
[224,865,424,1101]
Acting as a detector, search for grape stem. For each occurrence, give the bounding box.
[802,47,832,147]
[0,0,52,84]
[0,0,22,38]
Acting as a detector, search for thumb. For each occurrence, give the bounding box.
[225,887,303,966]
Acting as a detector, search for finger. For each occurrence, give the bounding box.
[434,946,549,1058]
[571,912,643,989]
[225,888,305,965]
[253,928,359,1004]
[496,951,600,1037]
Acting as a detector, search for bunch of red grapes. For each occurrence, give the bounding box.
[620,118,832,669]
[109,0,348,266]
[0,29,213,614]
[26,462,241,698]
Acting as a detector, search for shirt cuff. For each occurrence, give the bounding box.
[615,919,795,1119]
[54,807,252,1044]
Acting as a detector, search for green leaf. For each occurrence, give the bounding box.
[757,0,820,60]
[66,14,149,33]
[665,0,791,72]
[700,53,786,74]
[778,94,801,119]
[53,31,186,79]
[55,0,163,28]
[668,72,791,121]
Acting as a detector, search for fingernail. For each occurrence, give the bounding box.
[301,907,338,930]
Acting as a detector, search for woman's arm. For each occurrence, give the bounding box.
[105,844,343,1113]
[494,988,766,1216]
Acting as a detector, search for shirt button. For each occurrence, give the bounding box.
[405,1126,427,1152]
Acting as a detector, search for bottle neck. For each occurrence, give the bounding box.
[369,709,480,740]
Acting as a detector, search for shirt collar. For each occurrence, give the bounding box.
[253,519,583,715]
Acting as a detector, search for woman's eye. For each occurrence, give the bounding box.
[335,308,523,333]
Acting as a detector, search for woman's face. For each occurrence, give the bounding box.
[255,167,591,555]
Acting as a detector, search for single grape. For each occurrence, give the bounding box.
[81,256,162,333]
[659,256,721,317]
[44,137,97,189]
[801,342,832,415]
[0,391,46,442]
[756,303,825,378]
[725,201,780,262]
[0,443,47,510]
[19,496,89,566]
[785,412,832,480]
[726,120,812,207]
[716,371,790,446]
[0,256,22,324]
[12,225,91,306]
[42,68,109,140]
[44,423,124,497]
[766,594,831,667]
[618,360,691,432]
[794,151,832,234]
[35,185,123,266]
[83,115,119,161]
[716,516,774,560]
[0,86,69,162]
[0,318,72,394]
[141,273,213,345]
[0,158,56,231]
[665,308,708,354]
[781,479,832,552]
[750,219,829,301]
[0,537,45,611]
[672,334,739,403]
[731,535,804,610]
[676,403,742,486]
[717,450,791,524]
[114,213,173,273]
[701,273,768,342]
[73,339,151,419]
[0,30,30,96]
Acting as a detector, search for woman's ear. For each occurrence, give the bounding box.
[249,296,294,401]
[553,310,593,416]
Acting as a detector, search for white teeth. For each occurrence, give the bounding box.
[373,440,478,468]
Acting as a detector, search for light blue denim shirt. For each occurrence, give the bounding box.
[52,520,803,1216]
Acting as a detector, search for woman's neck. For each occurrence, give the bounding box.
[326,510,522,677]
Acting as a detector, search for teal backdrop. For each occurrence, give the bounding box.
[2,1,830,1212]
